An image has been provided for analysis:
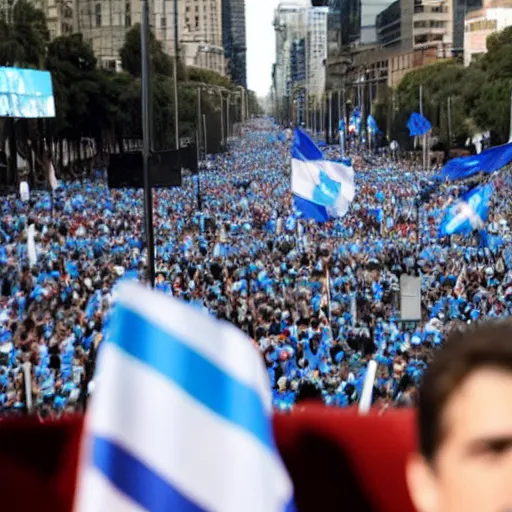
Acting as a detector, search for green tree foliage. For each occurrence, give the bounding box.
[0,6,245,184]
[247,90,263,116]
[188,67,232,89]
[380,25,512,146]
[0,0,49,67]
[120,23,173,77]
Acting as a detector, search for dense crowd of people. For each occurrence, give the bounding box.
[0,118,510,416]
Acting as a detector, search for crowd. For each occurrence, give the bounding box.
[0,118,511,416]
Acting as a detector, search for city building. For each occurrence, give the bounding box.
[273,0,328,120]
[222,0,247,87]
[1,0,228,75]
[464,0,512,65]
[328,0,454,99]
[376,0,401,47]
[330,0,395,49]
[71,0,177,72]
[0,0,73,39]
[307,6,328,96]
[453,0,482,57]
[180,0,226,75]
[73,0,224,75]
[327,0,341,55]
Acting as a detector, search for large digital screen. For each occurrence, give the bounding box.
[0,67,55,118]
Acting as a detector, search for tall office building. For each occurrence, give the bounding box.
[307,6,328,96]
[375,0,454,54]
[222,0,247,87]
[464,0,512,65]
[0,0,73,39]
[3,0,226,75]
[273,0,327,107]
[73,0,177,71]
[180,0,226,74]
[336,0,394,47]
[453,0,482,56]
[327,0,342,53]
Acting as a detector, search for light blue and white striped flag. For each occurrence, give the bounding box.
[291,128,355,222]
[75,282,294,512]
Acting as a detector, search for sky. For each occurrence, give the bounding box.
[246,0,279,97]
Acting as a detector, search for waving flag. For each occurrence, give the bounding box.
[291,128,355,222]
[436,141,512,182]
[367,115,379,134]
[75,282,294,512]
[49,161,59,190]
[349,107,361,134]
[439,183,493,237]
[407,112,432,137]
[27,224,37,266]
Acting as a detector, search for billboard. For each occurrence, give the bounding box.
[0,67,56,118]
[400,275,422,321]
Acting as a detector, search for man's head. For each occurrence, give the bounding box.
[407,321,512,512]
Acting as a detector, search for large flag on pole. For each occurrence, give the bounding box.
[291,128,355,222]
[75,282,294,512]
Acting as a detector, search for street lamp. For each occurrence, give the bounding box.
[140,0,155,287]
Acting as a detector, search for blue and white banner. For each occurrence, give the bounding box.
[75,282,294,512]
[291,128,355,222]
[439,183,493,237]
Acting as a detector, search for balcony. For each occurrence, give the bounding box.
[413,11,449,22]
[413,27,447,36]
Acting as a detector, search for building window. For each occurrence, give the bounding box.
[161,16,166,28]
[468,19,497,31]
[195,15,199,28]
[125,14,131,26]
[95,2,101,26]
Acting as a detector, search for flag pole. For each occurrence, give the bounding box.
[420,84,426,171]
[141,0,155,288]
[509,91,512,143]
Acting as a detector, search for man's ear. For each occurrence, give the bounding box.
[406,452,439,512]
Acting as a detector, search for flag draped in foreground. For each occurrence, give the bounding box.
[439,183,493,237]
[75,282,294,512]
[291,128,355,222]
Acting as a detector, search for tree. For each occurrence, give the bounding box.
[0,0,49,68]
[188,67,232,89]
[120,23,174,78]
[247,90,263,116]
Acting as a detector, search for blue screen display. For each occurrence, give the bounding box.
[0,67,55,118]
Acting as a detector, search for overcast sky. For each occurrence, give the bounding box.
[246,0,279,97]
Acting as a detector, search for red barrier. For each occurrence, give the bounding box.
[0,406,416,512]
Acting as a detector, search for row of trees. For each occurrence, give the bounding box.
[0,0,263,186]
[373,26,512,148]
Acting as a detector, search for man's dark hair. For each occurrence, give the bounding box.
[418,320,512,463]
[295,381,323,404]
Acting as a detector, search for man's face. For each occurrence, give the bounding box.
[408,368,512,512]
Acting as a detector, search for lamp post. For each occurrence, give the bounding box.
[141,0,155,287]
[173,0,180,150]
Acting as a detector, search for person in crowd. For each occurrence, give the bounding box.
[407,320,512,512]
[0,118,510,416]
